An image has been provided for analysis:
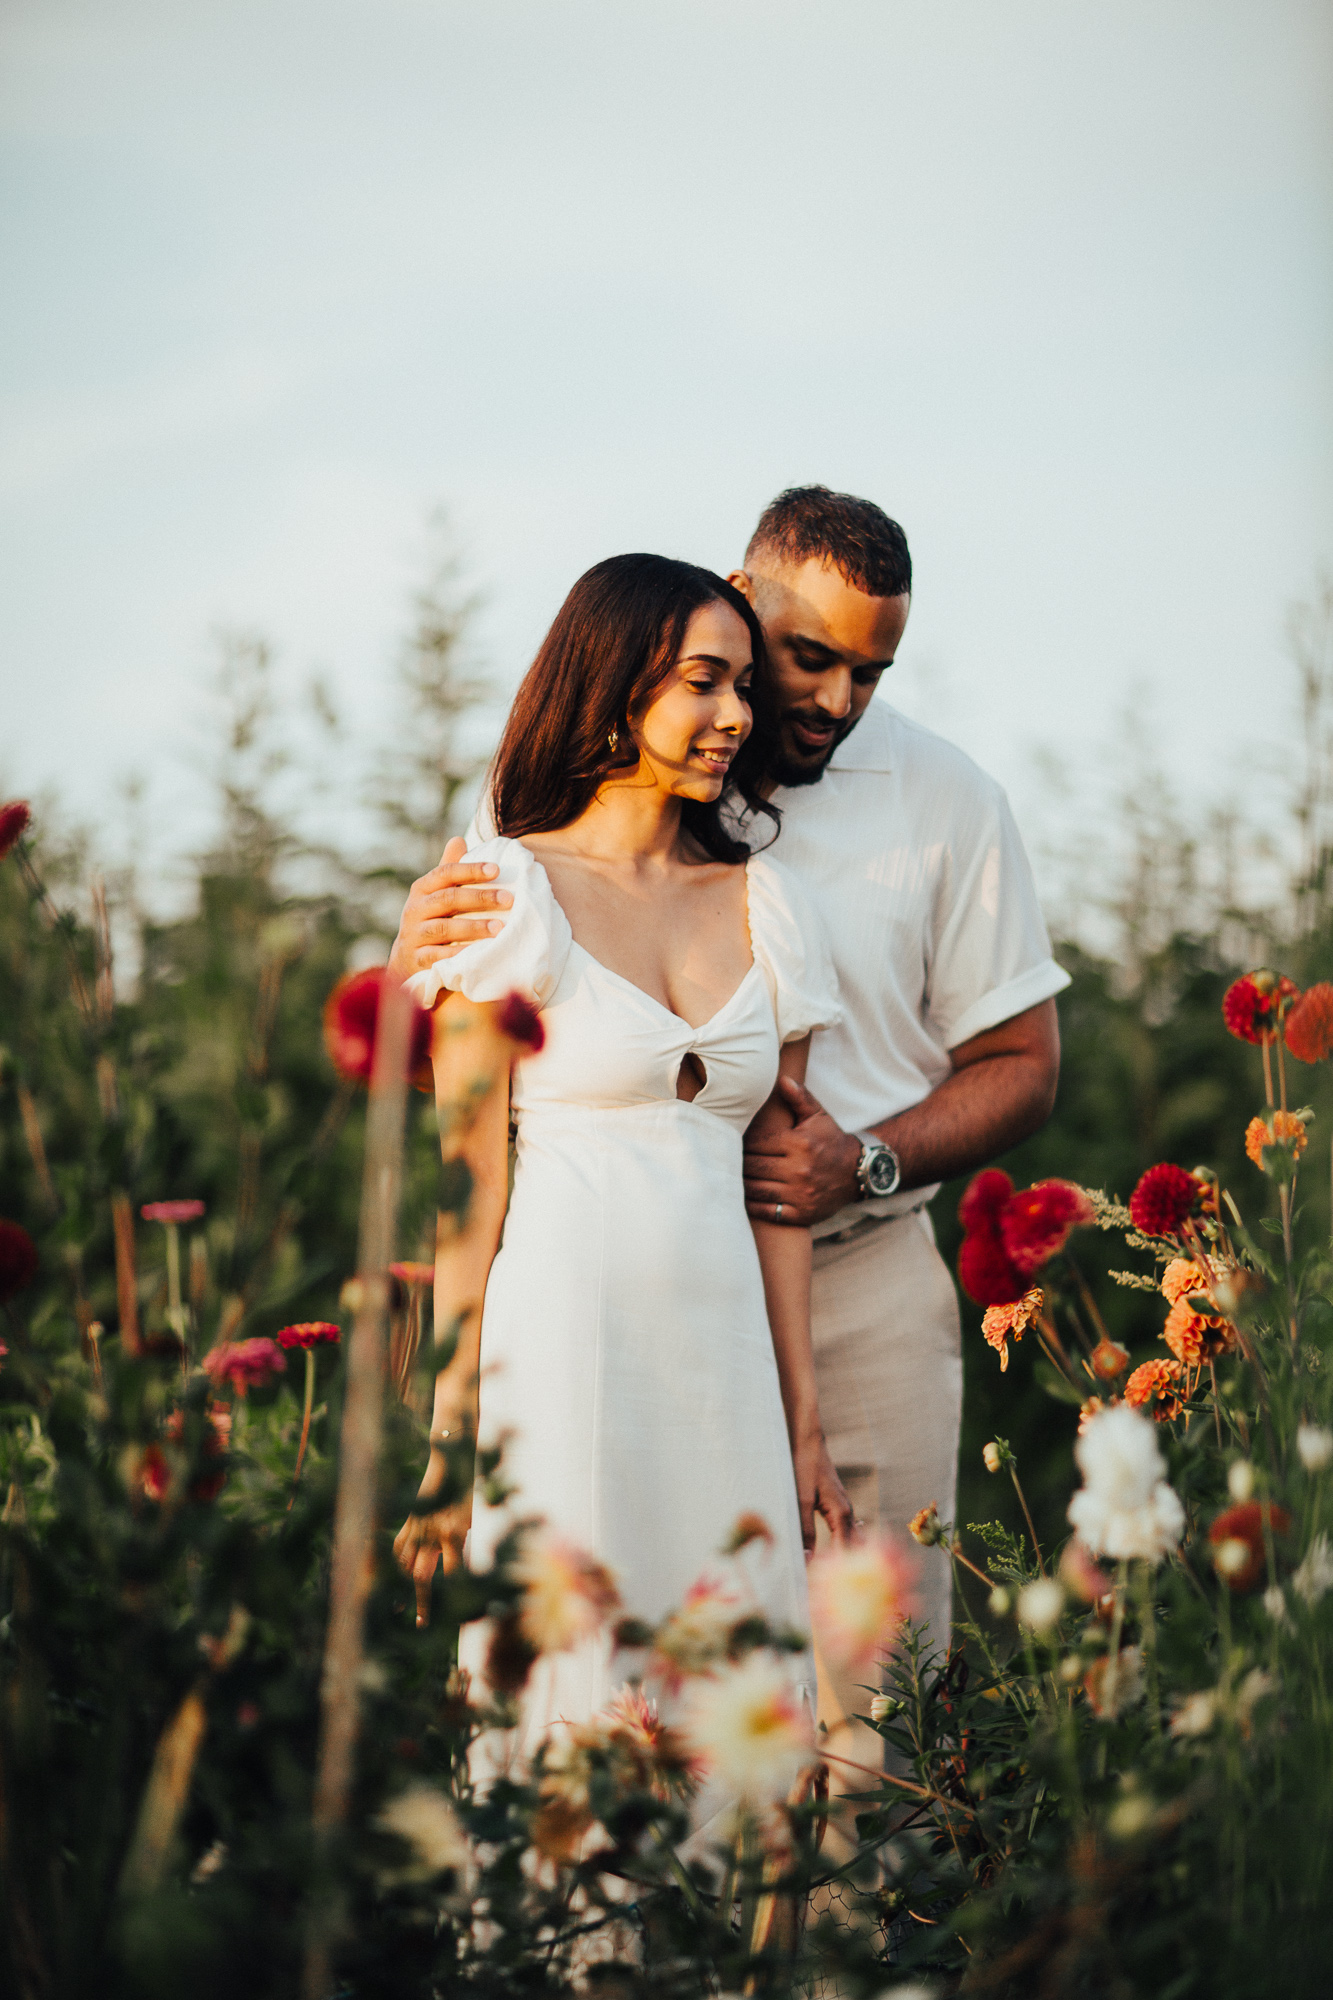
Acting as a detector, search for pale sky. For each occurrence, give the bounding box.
[3,0,1331,899]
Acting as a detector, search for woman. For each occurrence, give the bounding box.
[395,553,853,1760]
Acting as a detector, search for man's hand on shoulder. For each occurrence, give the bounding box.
[386,836,514,984]
[743,1078,861,1227]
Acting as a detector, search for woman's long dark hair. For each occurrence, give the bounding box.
[488,554,780,863]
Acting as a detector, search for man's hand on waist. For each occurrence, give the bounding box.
[386,835,514,984]
[743,1078,862,1226]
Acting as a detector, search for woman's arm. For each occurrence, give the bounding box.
[393,993,512,1625]
[748,1035,855,1555]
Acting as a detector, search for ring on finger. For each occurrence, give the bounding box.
[774,1201,783,1221]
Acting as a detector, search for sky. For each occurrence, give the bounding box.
[3,0,1331,903]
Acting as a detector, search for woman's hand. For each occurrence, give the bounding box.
[393,1497,470,1629]
[793,1429,856,1554]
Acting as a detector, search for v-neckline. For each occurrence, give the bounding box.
[521,845,758,1035]
[572,947,761,1034]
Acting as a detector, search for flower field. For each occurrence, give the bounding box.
[4,612,1333,1994]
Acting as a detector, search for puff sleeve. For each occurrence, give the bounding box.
[746,853,843,1045]
[403,838,572,1013]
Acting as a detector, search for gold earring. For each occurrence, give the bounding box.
[608,727,619,754]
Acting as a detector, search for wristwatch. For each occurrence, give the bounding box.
[853,1131,901,1201]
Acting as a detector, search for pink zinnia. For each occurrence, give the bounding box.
[275,1320,341,1350]
[141,1200,206,1225]
[202,1337,286,1393]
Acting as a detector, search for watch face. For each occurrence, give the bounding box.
[865,1148,899,1197]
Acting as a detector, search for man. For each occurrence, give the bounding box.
[388,486,1067,1782]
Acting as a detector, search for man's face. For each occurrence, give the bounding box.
[728,558,910,787]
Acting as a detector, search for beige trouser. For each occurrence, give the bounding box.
[809,1207,962,1835]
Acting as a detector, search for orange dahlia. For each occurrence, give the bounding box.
[1160,1258,1208,1306]
[1286,982,1333,1064]
[1245,1110,1309,1169]
[981,1287,1044,1372]
[1125,1357,1185,1421]
[1162,1296,1234,1366]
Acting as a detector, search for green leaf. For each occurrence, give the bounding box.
[1034,1358,1085,1406]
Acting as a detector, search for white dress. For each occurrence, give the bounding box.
[407,837,842,1752]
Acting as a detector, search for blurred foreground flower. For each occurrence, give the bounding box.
[682,1653,815,1804]
[1209,1501,1290,1593]
[1067,1404,1184,1562]
[0,1221,39,1301]
[1285,981,1333,1063]
[202,1337,287,1395]
[1292,1532,1333,1607]
[516,1532,621,1654]
[323,967,433,1091]
[0,800,32,861]
[806,1528,920,1673]
[650,1572,750,1687]
[957,1171,1093,1307]
[1016,1577,1064,1633]
[981,1287,1043,1371]
[1297,1425,1333,1473]
[141,1200,206,1225]
[1084,1647,1144,1718]
[497,990,546,1053]
[375,1783,475,1886]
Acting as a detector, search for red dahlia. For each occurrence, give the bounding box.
[323,968,433,1091]
[958,1227,1027,1307]
[0,1221,39,1301]
[1128,1163,1200,1239]
[1286,982,1333,1065]
[1222,970,1299,1045]
[999,1178,1095,1277]
[0,800,32,861]
[497,989,546,1054]
[958,1169,1013,1234]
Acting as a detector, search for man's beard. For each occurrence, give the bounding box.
[768,711,856,789]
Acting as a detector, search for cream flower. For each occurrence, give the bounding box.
[1066,1404,1184,1564]
[805,1530,920,1674]
[1297,1425,1333,1473]
[1016,1577,1065,1633]
[682,1654,815,1804]
[1292,1532,1333,1607]
[516,1531,620,1654]
[375,1784,474,1884]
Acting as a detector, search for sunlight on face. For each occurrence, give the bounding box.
[627,600,755,804]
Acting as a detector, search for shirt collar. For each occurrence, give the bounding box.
[824,695,896,773]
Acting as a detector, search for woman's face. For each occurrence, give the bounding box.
[628,600,754,803]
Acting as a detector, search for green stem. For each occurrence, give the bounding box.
[1009,1464,1047,1576]
[290,1348,316,1504]
[1103,1562,1128,1716]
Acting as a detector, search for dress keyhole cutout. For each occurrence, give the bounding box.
[675,1052,707,1102]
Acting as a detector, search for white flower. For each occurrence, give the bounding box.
[1067,1405,1184,1563]
[375,1784,474,1883]
[1016,1577,1065,1633]
[1170,1689,1217,1738]
[1297,1425,1333,1473]
[1292,1531,1333,1607]
[1228,1460,1256,1502]
[868,1693,896,1723]
[682,1653,815,1804]
[1262,1583,1290,1627]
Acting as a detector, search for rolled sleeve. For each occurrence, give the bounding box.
[925,784,1069,1049]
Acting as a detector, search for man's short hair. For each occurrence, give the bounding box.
[745,485,911,600]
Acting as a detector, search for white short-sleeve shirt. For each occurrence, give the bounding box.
[753,698,1070,1234]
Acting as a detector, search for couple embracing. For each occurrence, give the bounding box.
[392,485,1067,1808]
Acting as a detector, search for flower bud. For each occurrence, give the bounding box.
[1297,1424,1333,1473]
[988,1587,1011,1617]
[868,1693,899,1723]
[1213,1537,1251,1579]
[1227,1461,1256,1502]
[983,1442,1002,1474]
[908,1503,945,1547]
[1091,1338,1130,1381]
